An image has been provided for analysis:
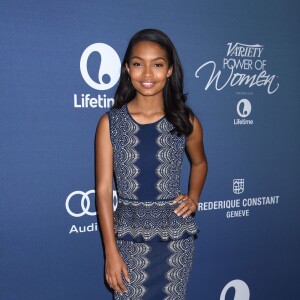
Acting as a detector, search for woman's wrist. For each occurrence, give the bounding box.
[188,194,199,206]
[104,242,119,257]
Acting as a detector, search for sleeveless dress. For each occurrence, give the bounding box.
[107,104,199,300]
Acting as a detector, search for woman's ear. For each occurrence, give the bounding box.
[125,63,130,76]
[167,65,173,78]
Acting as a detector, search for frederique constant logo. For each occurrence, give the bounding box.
[198,178,279,219]
[233,178,244,194]
[73,43,121,108]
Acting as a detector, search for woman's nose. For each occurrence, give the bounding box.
[143,65,153,77]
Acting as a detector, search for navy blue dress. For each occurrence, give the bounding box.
[107,104,199,300]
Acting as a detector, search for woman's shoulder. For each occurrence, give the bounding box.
[96,113,109,134]
[186,114,204,143]
[190,114,202,127]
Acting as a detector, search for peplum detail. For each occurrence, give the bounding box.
[114,199,199,242]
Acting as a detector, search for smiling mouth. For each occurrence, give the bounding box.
[140,81,155,88]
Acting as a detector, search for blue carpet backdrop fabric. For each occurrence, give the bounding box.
[1,1,299,299]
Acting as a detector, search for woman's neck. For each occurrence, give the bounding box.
[129,94,164,114]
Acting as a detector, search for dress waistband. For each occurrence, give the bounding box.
[114,198,199,242]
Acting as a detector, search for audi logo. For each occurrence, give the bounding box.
[65,189,118,217]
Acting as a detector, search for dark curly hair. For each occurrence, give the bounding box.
[113,28,194,136]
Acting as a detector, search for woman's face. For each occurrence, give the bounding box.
[126,41,173,98]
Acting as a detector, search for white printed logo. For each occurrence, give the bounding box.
[237,99,251,118]
[220,279,250,300]
[233,179,244,194]
[66,190,97,217]
[66,189,118,217]
[195,42,279,94]
[80,43,121,90]
[226,43,263,57]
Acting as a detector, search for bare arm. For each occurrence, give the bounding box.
[95,114,117,255]
[186,115,208,204]
[174,115,208,217]
[95,114,129,296]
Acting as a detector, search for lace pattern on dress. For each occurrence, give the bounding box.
[155,119,185,200]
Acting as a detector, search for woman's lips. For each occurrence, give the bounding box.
[140,81,155,88]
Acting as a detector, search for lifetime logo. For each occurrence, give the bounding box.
[220,279,250,300]
[234,98,254,125]
[80,43,121,90]
[65,189,118,217]
[237,99,251,118]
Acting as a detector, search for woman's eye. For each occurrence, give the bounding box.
[132,62,141,67]
[154,63,163,67]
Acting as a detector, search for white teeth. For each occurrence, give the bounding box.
[141,82,155,88]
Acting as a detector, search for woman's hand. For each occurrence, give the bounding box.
[105,250,130,296]
[173,194,198,218]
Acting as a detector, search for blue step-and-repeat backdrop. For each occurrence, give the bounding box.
[1,1,300,299]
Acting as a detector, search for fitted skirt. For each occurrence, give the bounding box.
[114,236,195,300]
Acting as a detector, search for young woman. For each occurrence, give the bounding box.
[95,29,207,299]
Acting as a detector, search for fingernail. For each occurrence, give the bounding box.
[174,210,177,213]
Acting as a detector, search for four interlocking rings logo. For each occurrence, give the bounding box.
[65,190,118,217]
[65,190,97,217]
